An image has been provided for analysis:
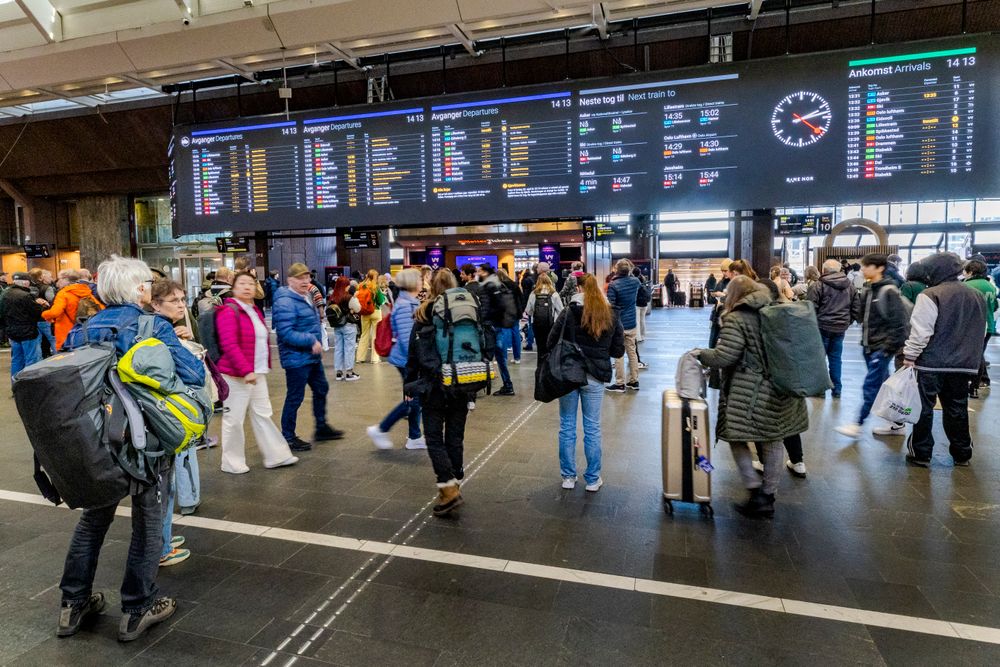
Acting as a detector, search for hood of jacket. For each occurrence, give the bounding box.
[732,285,772,312]
[921,253,963,287]
[905,261,930,284]
[481,273,501,288]
[820,272,850,291]
[61,282,93,300]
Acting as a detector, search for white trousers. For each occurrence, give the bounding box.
[221,374,294,471]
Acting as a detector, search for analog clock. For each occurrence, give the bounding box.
[771,91,831,147]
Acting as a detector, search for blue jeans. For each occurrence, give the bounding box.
[380,366,421,439]
[525,317,535,349]
[61,470,167,614]
[161,468,175,558]
[38,321,56,355]
[858,349,892,424]
[10,336,41,377]
[281,361,329,440]
[495,327,512,388]
[333,323,358,372]
[174,448,200,510]
[510,324,522,361]
[820,331,845,395]
[558,376,604,485]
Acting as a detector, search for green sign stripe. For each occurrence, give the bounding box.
[849,46,976,67]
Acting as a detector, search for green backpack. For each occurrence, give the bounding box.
[117,315,213,455]
[758,300,833,397]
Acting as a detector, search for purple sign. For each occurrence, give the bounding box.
[539,243,561,267]
[426,247,444,270]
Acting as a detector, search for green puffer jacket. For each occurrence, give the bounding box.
[699,286,809,443]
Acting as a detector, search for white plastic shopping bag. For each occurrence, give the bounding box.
[872,367,921,425]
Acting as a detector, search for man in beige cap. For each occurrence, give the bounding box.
[272,262,343,450]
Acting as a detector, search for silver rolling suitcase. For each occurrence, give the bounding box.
[661,389,713,516]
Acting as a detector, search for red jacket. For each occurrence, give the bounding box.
[215,298,271,377]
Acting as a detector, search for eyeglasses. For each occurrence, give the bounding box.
[159,297,184,305]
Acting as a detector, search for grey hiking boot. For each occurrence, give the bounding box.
[118,596,176,642]
[57,592,106,637]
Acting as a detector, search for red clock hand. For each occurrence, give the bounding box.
[793,113,823,135]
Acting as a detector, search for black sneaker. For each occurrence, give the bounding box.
[287,437,313,452]
[335,371,343,381]
[605,384,626,393]
[626,381,640,391]
[905,455,930,468]
[954,458,972,468]
[314,424,345,441]
[494,386,515,396]
[118,597,176,642]
[57,592,106,637]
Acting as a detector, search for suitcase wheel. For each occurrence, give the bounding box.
[700,503,714,518]
[663,498,674,516]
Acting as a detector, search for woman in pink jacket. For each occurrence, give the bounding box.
[216,272,298,474]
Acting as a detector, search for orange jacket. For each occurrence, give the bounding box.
[42,282,100,350]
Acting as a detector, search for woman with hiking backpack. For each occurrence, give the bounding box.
[523,272,563,356]
[695,275,809,518]
[405,270,476,516]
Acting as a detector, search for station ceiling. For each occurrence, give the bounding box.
[0,0,752,115]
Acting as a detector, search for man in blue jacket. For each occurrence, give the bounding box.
[606,258,641,392]
[272,263,343,451]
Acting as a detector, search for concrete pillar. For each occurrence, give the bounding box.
[76,195,130,270]
[731,209,775,278]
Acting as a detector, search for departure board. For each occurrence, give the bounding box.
[171,35,1000,234]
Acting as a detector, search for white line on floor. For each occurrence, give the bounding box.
[2,487,999,646]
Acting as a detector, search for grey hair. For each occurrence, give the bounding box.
[394,268,421,292]
[60,268,81,282]
[96,255,152,305]
[822,259,842,275]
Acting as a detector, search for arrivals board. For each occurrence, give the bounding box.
[172,35,1000,235]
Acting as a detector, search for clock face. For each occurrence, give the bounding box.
[771,91,831,147]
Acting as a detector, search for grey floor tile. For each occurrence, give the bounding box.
[129,628,258,666]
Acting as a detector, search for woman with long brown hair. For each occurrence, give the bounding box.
[697,275,808,518]
[548,273,624,492]
[405,269,470,516]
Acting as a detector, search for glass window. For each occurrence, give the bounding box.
[659,209,729,221]
[659,220,729,233]
[912,232,943,247]
[837,205,862,222]
[773,237,784,251]
[918,201,947,224]
[658,238,728,253]
[610,240,631,254]
[975,200,1000,222]
[910,248,937,264]
[947,200,974,223]
[389,247,404,261]
[974,230,1000,244]
[833,234,861,247]
[888,233,914,246]
[889,203,917,225]
[947,232,971,254]
[862,203,890,225]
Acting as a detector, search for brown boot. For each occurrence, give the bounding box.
[433,482,463,516]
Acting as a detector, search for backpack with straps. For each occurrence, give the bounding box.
[532,293,555,331]
[635,283,652,308]
[357,286,376,316]
[494,282,519,329]
[432,288,496,394]
[198,302,240,364]
[117,315,213,456]
[758,300,832,397]
[75,295,103,324]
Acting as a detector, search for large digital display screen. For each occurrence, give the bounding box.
[172,35,999,235]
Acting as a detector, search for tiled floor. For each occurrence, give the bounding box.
[2,307,1000,665]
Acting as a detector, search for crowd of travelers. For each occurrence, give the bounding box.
[1,245,993,643]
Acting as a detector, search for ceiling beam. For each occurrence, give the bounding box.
[14,0,62,43]
[0,107,31,118]
[592,2,608,40]
[33,88,103,107]
[119,73,160,89]
[324,42,365,71]
[748,0,764,20]
[447,23,478,56]
[212,59,256,82]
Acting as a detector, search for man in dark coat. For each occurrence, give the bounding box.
[807,259,857,398]
[0,273,45,377]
